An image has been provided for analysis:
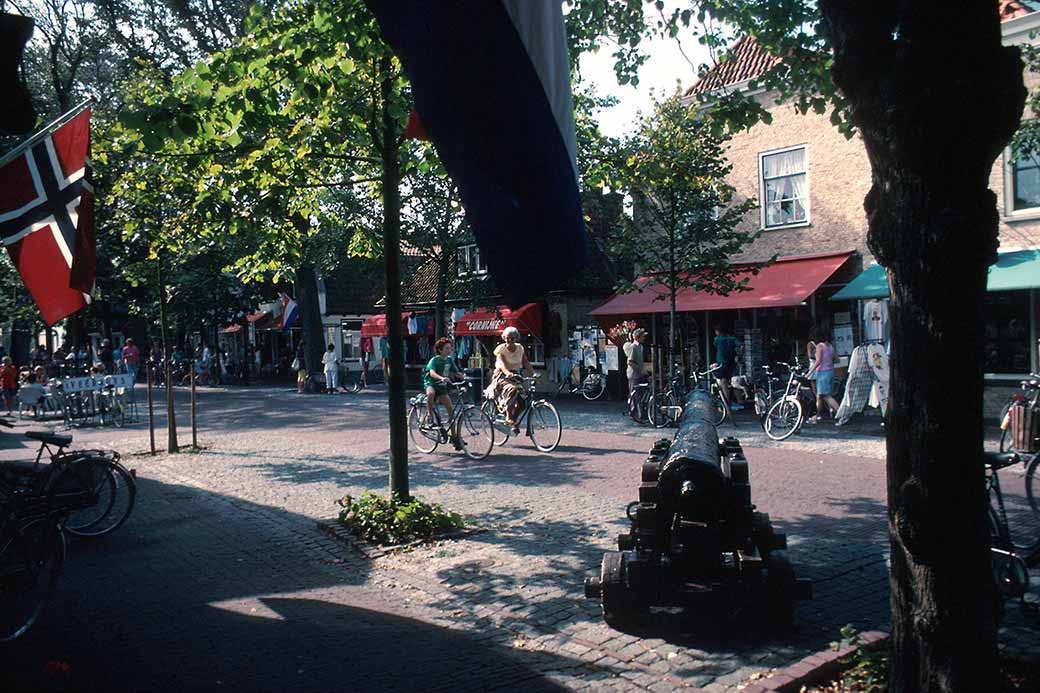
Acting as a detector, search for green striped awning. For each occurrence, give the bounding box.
[831,249,1040,301]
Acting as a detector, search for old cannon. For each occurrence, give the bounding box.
[585,390,812,627]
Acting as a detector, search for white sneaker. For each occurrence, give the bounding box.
[806,416,820,424]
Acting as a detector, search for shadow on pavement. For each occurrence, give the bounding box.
[0,474,578,692]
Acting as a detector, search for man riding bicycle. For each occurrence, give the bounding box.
[424,338,465,448]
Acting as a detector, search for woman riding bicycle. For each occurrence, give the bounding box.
[424,338,465,448]
[487,326,533,433]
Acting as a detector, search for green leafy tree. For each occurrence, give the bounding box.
[612,95,758,378]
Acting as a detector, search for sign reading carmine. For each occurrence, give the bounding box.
[465,319,504,333]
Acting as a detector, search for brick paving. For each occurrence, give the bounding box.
[0,384,1035,691]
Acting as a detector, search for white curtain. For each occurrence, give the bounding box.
[763,149,807,224]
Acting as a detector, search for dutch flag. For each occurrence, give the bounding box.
[365,0,587,305]
[281,293,299,331]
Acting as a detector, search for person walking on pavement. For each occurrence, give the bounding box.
[806,327,840,423]
[322,343,340,393]
[713,325,742,412]
[294,339,307,394]
[122,338,140,383]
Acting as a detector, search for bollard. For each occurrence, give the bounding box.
[190,363,198,450]
[147,364,155,455]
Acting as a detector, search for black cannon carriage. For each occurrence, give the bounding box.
[585,390,812,627]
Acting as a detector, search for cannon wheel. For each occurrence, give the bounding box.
[764,552,798,627]
[600,552,640,627]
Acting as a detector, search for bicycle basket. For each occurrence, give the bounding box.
[1010,401,1039,453]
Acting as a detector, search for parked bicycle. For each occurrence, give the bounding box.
[340,365,364,394]
[407,382,495,460]
[998,373,1040,453]
[554,348,607,401]
[0,430,134,641]
[762,362,818,441]
[482,376,562,452]
[627,382,651,424]
[649,364,727,428]
[985,450,1039,601]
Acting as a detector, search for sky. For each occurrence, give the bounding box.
[575,11,715,139]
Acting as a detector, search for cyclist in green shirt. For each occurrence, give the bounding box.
[424,337,463,425]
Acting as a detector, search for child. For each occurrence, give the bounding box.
[18,373,46,418]
[423,338,463,447]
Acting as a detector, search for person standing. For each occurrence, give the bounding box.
[806,328,840,423]
[712,325,742,412]
[0,356,17,415]
[99,339,115,375]
[295,339,307,393]
[122,338,141,383]
[623,328,647,394]
[322,343,340,393]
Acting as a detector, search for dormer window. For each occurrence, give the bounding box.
[457,244,487,277]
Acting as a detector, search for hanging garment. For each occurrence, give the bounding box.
[417,337,431,362]
[836,346,875,425]
[360,336,373,354]
[407,316,419,335]
[865,343,889,413]
[862,299,889,342]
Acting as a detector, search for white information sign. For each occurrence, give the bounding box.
[605,344,619,372]
[834,325,854,357]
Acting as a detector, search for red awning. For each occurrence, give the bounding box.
[361,312,433,338]
[454,303,542,337]
[590,252,854,317]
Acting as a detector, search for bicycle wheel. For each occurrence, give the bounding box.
[63,461,137,538]
[989,505,1030,599]
[582,372,607,401]
[0,518,64,642]
[998,401,1013,453]
[648,392,679,428]
[765,398,803,441]
[711,392,728,426]
[481,399,510,446]
[627,390,647,424]
[455,405,495,460]
[528,400,562,452]
[1027,452,1040,516]
[407,405,440,453]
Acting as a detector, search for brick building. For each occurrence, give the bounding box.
[593,1,1040,399]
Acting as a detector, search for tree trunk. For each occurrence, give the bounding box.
[820,3,1026,691]
[380,55,409,500]
[157,257,178,453]
[435,254,448,340]
[295,263,325,390]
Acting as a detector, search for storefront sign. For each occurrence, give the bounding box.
[834,325,854,356]
[465,319,504,333]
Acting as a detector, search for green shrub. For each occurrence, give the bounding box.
[336,492,465,546]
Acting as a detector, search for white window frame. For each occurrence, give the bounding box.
[758,144,811,230]
[456,244,488,277]
[1002,145,1040,222]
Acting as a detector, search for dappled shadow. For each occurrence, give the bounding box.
[0,474,580,692]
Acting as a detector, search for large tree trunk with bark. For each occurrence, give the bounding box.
[295,263,325,390]
[819,2,1026,691]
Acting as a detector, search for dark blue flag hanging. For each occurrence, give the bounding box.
[365,0,588,306]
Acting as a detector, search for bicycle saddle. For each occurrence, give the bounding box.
[25,430,73,447]
[983,450,1019,470]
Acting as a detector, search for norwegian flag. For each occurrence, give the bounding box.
[0,104,95,325]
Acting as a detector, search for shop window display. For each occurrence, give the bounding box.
[983,290,1031,375]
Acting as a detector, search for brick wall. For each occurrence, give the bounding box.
[724,89,1040,263]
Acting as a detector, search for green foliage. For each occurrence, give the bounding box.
[829,624,887,693]
[336,491,465,546]
[611,95,762,301]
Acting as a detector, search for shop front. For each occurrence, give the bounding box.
[453,303,545,392]
[360,311,435,389]
[832,248,1040,416]
[590,251,859,383]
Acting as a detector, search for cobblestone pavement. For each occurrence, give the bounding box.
[1,385,1034,691]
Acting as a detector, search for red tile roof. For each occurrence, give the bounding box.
[1001,0,1033,20]
[686,3,1033,96]
[684,35,780,96]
